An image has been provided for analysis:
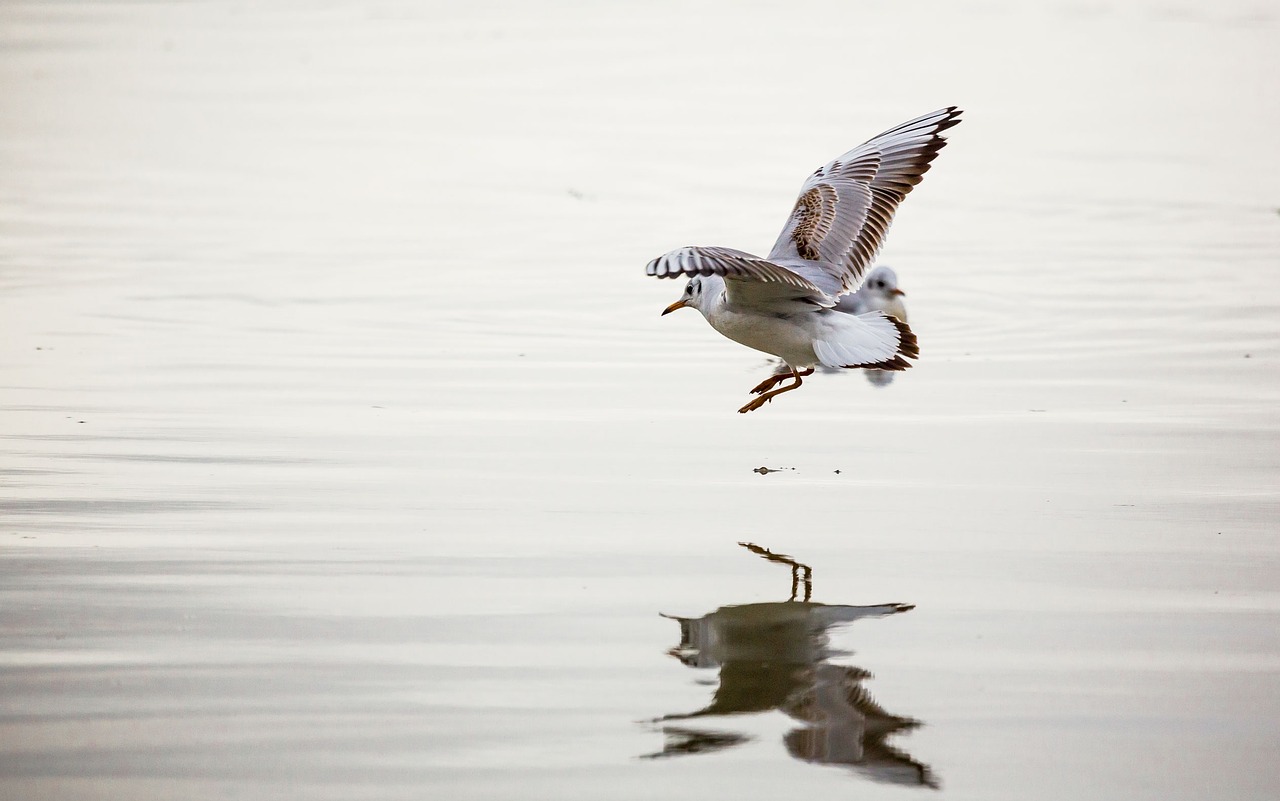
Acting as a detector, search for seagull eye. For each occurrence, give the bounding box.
[686,283,694,294]
[874,280,885,289]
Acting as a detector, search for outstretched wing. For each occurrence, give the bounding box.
[768,107,962,296]
[646,245,819,290]
[646,245,838,310]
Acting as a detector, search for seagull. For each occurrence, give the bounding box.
[838,265,907,323]
[647,107,960,413]
[833,264,910,388]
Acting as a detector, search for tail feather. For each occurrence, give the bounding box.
[812,312,918,371]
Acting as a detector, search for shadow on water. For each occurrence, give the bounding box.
[645,543,937,789]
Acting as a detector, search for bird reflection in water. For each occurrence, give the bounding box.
[646,542,937,789]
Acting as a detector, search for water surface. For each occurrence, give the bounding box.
[2,1,1278,799]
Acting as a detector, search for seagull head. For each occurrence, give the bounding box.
[863,265,905,299]
[662,277,707,316]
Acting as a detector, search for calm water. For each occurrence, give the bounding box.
[2,1,1278,799]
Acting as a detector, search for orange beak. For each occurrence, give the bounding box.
[889,288,906,296]
[662,299,691,316]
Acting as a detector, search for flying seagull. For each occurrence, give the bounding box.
[647,107,961,413]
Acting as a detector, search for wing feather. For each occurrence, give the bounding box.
[645,245,824,294]
[768,106,962,295]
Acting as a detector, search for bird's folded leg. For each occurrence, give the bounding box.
[738,368,809,413]
[749,366,812,395]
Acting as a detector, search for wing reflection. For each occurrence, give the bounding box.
[647,543,937,788]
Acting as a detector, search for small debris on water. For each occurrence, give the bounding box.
[753,466,796,475]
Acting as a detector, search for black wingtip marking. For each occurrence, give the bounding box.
[893,315,919,359]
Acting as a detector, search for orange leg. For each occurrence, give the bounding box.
[738,368,809,413]
[749,366,812,395]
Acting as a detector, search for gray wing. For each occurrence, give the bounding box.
[768,107,962,296]
[645,245,832,309]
